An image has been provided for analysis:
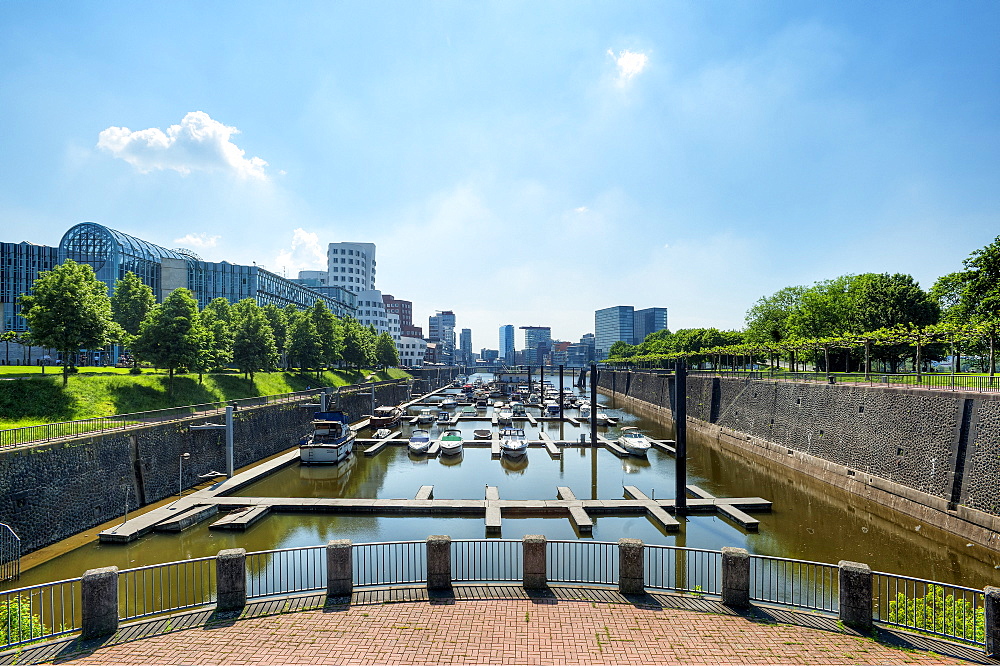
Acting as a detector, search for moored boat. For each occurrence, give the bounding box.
[370,405,403,428]
[439,428,464,456]
[474,429,492,440]
[408,428,431,455]
[299,411,355,465]
[498,427,528,458]
[497,407,514,424]
[617,427,652,457]
[436,411,453,424]
[416,408,435,423]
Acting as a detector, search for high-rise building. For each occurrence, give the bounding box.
[428,310,456,364]
[459,328,472,365]
[499,324,514,364]
[633,307,669,344]
[595,306,635,360]
[383,294,422,338]
[326,242,376,291]
[520,326,552,365]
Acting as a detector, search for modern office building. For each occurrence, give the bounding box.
[383,294,421,339]
[326,242,376,291]
[595,305,668,359]
[499,324,514,364]
[520,326,552,365]
[1,222,355,337]
[480,348,499,362]
[459,328,472,365]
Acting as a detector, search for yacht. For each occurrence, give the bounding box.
[369,406,403,429]
[617,427,652,457]
[299,411,355,465]
[497,406,514,424]
[416,408,435,424]
[436,411,453,425]
[498,427,528,459]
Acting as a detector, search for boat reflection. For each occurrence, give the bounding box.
[438,450,464,466]
[621,456,650,474]
[500,454,529,475]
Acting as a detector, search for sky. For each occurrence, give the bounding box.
[1,1,998,351]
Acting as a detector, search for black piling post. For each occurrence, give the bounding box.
[528,366,533,394]
[590,363,598,447]
[540,364,545,400]
[559,364,564,421]
[675,360,688,515]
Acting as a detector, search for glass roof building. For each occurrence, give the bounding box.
[1,222,356,333]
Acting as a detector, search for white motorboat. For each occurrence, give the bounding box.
[439,428,464,456]
[498,427,528,458]
[544,401,561,417]
[436,410,453,425]
[440,397,458,409]
[578,404,592,420]
[300,411,356,465]
[497,407,514,424]
[618,427,652,457]
[595,411,611,426]
[474,429,492,440]
[373,428,393,440]
[460,406,477,417]
[511,402,527,417]
[416,408,435,423]
[408,428,431,455]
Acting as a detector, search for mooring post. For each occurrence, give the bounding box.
[558,364,564,421]
[590,363,598,447]
[528,366,533,394]
[216,548,247,612]
[326,539,353,598]
[618,538,644,595]
[81,566,119,640]
[426,535,452,590]
[522,535,547,589]
[721,547,750,608]
[675,360,687,515]
[984,586,999,658]
[225,405,234,478]
[838,560,873,631]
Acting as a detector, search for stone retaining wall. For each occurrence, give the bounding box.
[598,370,1000,548]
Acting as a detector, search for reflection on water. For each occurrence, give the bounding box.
[8,371,1000,591]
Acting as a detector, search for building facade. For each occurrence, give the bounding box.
[633,307,669,344]
[1,241,59,332]
[520,326,552,365]
[383,294,422,339]
[459,328,472,365]
[595,305,668,359]
[326,242,376,291]
[499,324,514,364]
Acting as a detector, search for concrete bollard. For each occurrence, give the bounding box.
[618,538,644,595]
[327,539,353,598]
[522,535,547,589]
[427,535,452,590]
[81,566,119,640]
[216,548,247,612]
[722,547,751,608]
[986,586,1000,658]
[838,560,873,631]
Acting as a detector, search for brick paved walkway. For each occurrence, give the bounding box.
[5,586,992,665]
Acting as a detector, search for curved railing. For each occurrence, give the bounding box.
[0,539,994,654]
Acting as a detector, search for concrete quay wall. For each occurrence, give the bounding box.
[0,378,428,554]
[597,371,1000,549]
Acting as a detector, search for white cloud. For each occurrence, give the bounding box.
[97,111,269,180]
[275,228,327,278]
[608,49,648,83]
[174,233,220,249]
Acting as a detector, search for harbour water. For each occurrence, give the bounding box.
[6,372,999,591]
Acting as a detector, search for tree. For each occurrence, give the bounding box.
[341,317,374,369]
[231,299,278,381]
[375,331,399,368]
[1,330,17,366]
[286,310,323,376]
[309,300,341,368]
[262,304,289,364]
[194,306,232,382]
[133,288,203,395]
[608,340,636,359]
[960,235,1000,375]
[18,259,116,386]
[110,272,156,370]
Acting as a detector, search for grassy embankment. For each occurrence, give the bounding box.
[0,367,411,430]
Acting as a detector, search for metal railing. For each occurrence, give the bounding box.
[546,540,618,586]
[750,555,839,613]
[247,546,325,600]
[353,541,426,587]
[119,557,217,622]
[0,524,19,583]
[874,572,986,645]
[646,545,722,595]
[0,578,80,650]
[452,539,522,583]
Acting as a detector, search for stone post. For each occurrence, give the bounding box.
[986,586,1000,658]
[522,535,547,589]
[722,547,750,608]
[216,548,246,612]
[427,535,452,590]
[618,538,644,595]
[327,539,353,598]
[81,566,119,640]
[838,560,872,631]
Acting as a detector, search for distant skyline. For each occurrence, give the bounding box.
[2,2,997,343]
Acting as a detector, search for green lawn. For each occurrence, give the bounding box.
[0,367,411,429]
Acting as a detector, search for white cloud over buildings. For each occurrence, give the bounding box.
[174,233,220,249]
[275,228,326,277]
[97,111,269,180]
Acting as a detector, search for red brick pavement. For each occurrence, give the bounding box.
[42,598,974,665]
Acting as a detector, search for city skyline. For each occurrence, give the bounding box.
[1,3,997,342]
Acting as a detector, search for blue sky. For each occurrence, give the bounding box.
[1,1,998,349]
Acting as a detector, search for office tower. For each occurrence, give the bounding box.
[459,328,472,365]
[499,324,514,364]
[633,307,669,343]
[520,326,552,365]
[326,242,376,291]
[595,306,635,360]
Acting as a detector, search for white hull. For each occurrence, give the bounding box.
[622,443,650,457]
[299,441,353,464]
[500,444,527,458]
[408,442,430,455]
[439,442,464,456]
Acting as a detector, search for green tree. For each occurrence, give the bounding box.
[341,317,374,369]
[133,288,203,395]
[286,310,323,376]
[18,259,116,386]
[231,299,278,380]
[1,330,17,366]
[960,235,1000,375]
[110,271,156,371]
[262,304,289,363]
[608,340,636,359]
[309,300,341,368]
[375,331,400,368]
[0,595,48,645]
[195,305,233,382]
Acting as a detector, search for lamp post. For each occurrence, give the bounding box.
[177,452,190,505]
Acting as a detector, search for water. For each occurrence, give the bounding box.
[7,372,999,591]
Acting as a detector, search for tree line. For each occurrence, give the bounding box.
[607,235,1000,376]
[14,260,400,389]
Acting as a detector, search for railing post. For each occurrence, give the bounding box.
[986,586,1000,658]
[618,538,644,595]
[216,548,247,612]
[522,535,547,589]
[81,566,119,640]
[721,547,750,608]
[327,539,353,598]
[838,560,872,631]
[427,535,452,590]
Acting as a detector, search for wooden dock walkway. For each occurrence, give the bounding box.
[362,430,401,456]
[538,432,562,458]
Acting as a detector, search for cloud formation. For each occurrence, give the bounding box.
[275,228,326,277]
[97,111,269,179]
[608,49,648,83]
[174,233,220,249]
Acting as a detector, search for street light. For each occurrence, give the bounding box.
[177,452,190,505]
